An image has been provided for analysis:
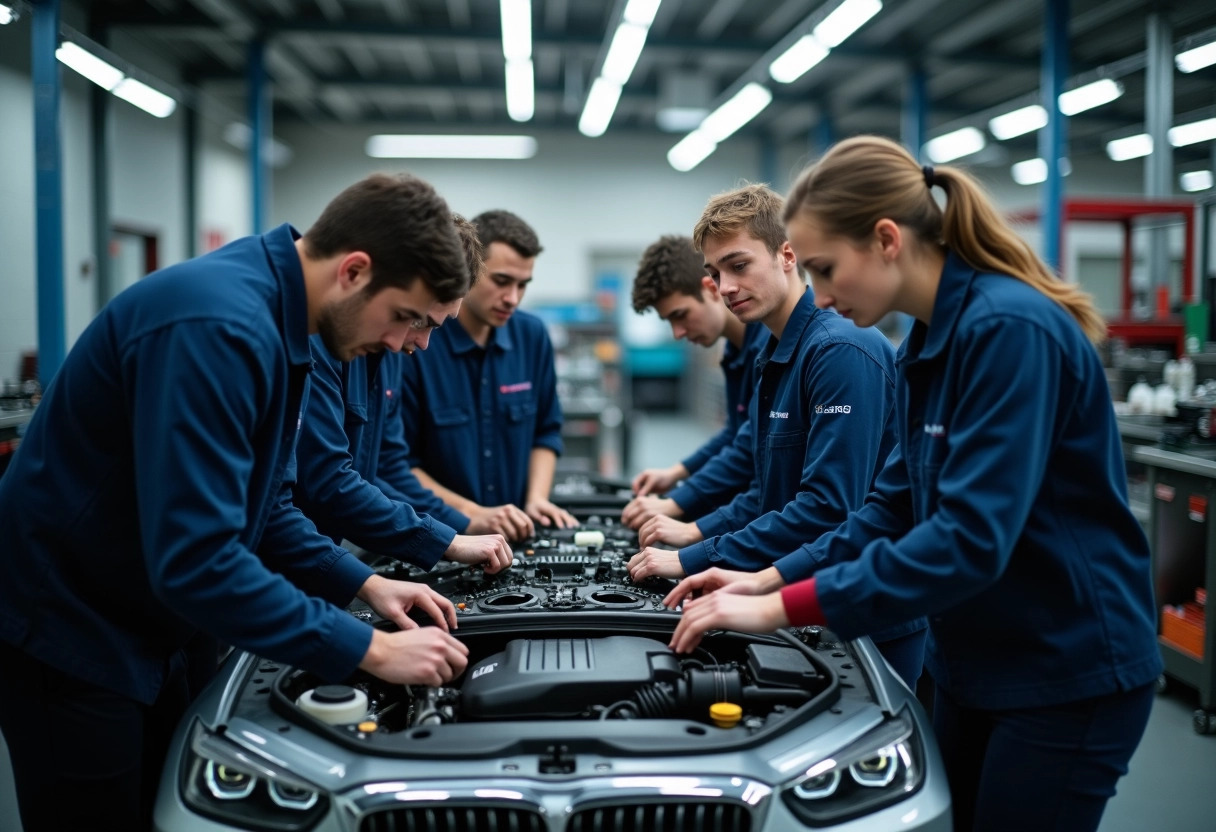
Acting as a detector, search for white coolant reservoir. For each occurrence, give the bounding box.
[296,685,369,725]
[573,530,606,548]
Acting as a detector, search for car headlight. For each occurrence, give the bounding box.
[180,724,328,831]
[782,711,924,826]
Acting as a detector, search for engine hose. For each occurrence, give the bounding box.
[631,682,678,718]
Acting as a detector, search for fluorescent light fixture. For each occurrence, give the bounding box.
[505,59,534,122]
[365,134,538,159]
[1106,133,1152,161]
[0,4,15,25]
[769,35,830,84]
[623,0,661,27]
[1010,157,1072,185]
[578,77,623,137]
[1168,117,1216,147]
[500,0,532,61]
[1058,78,1123,116]
[699,82,773,143]
[667,129,717,172]
[925,126,985,163]
[988,104,1047,140]
[813,0,883,49]
[112,77,176,117]
[602,22,649,85]
[1176,41,1216,73]
[1180,170,1213,192]
[56,41,124,90]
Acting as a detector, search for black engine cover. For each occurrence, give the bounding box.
[460,636,681,719]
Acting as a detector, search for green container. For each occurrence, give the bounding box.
[1184,303,1209,354]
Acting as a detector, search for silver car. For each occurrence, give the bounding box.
[154,515,950,831]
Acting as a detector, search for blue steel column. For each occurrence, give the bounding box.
[1144,13,1173,308]
[32,0,65,385]
[812,105,835,156]
[1039,0,1068,272]
[185,98,198,258]
[247,37,269,234]
[902,62,927,161]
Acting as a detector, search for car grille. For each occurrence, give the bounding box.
[568,802,752,832]
[359,806,547,832]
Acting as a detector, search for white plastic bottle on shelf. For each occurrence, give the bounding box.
[1154,384,1177,416]
[1127,379,1155,414]
[1177,356,1195,402]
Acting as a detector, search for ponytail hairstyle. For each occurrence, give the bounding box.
[783,135,1105,343]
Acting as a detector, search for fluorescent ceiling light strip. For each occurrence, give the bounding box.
[1168,117,1216,147]
[699,82,773,143]
[1176,41,1216,73]
[769,35,830,84]
[578,77,623,137]
[602,22,649,85]
[925,126,985,163]
[1011,158,1048,185]
[988,104,1047,140]
[365,135,538,159]
[623,0,662,27]
[1106,133,1152,161]
[813,0,883,49]
[504,59,534,122]
[1058,78,1122,116]
[1180,171,1213,192]
[500,0,532,61]
[667,129,717,172]
[0,4,14,25]
[112,77,176,117]
[56,41,124,90]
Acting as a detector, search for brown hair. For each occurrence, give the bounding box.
[631,235,706,313]
[452,213,484,288]
[784,135,1105,342]
[472,210,543,258]
[692,183,787,256]
[303,173,469,302]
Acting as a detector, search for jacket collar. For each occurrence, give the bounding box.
[264,223,312,368]
[449,315,515,355]
[768,288,818,364]
[904,250,978,364]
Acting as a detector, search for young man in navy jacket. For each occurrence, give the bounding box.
[627,184,925,688]
[0,174,478,832]
[292,215,518,567]
[621,234,767,529]
[399,210,576,539]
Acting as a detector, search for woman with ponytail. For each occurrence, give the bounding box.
[665,135,1161,831]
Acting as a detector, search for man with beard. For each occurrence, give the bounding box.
[0,173,473,832]
[399,210,575,539]
[291,214,517,567]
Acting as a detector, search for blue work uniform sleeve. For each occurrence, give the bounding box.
[376,389,471,532]
[680,421,736,475]
[293,351,456,569]
[772,443,916,584]
[681,343,895,575]
[532,334,564,455]
[691,472,762,541]
[811,319,1064,639]
[129,320,371,683]
[669,419,756,518]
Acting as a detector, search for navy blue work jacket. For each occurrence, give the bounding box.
[399,310,563,507]
[776,252,1162,709]
[679,290,901,577]
[292,338,462,567]
[669,321,769,517]
[0,226,374,704]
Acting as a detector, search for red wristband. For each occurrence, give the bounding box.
[780,578,826,627]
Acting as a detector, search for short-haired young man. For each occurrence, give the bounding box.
[0,174,476,831]
[626,184,926,689]
[292,215,515,572]
[621,234,767,529]
[400,210,576,538]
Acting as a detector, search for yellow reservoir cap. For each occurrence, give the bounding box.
[709,702,742,728]
[357,721,378,733]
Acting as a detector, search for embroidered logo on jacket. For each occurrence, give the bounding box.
[815,404,852,414]
[924,423,946,437]
[499,381,533,394]
[770,410,790,419]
